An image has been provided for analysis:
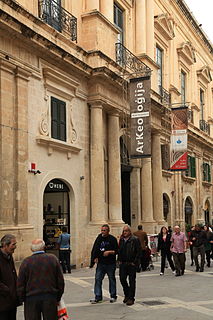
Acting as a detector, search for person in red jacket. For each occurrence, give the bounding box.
[0,234,19,320]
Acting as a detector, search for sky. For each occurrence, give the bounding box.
[184,0,213,43]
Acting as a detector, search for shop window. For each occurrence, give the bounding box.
[185,155,196,178]
[51,97,66,142]
[203,162,211,182]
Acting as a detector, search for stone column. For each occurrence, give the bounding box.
[152,133,165,225]
[135,0,146,54]
[90,104,106,223]
[100,0,113,23]
[141,158,155,233]
[108,113,123,224]
[86,0,100,11]
[146,0,154,59]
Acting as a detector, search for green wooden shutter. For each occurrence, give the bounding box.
[51,97,66,141]
[208,164,211,182]
[59,100,66,141]
[191,157,196,178]
[51,97,59,139]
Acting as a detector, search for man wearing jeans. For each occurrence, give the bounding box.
[90,224,118,304]
[171,226,187,276]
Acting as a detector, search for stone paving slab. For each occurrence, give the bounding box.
[17,255,213,319]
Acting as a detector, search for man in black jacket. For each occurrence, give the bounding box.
[118,225,141,306]
[190,224,207,272]
[90,224,118,304]
[0,234,18,320]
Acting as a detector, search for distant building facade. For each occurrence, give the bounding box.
[0,0,212,266]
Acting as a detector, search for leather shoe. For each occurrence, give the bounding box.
[123,297,128,303]
[126,299,134,306]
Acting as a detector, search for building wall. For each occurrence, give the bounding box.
[0,0,212,266]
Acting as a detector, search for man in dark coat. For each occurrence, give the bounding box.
[90,224,118,304]
[0,234,19,320]
[17,239,64,320]
[118,225,141,306]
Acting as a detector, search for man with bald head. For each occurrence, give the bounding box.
[17,239,64,320]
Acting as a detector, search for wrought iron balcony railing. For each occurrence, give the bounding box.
[115,43,151,75]
[200,119,210,135]
[38,0,77,42]
[159,86,171,105]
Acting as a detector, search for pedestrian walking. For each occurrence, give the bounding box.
[157,226,175,275]
[89,224,118,304]
[187,226,195,266]
[118,225,141,306]
[0,234,20,320]
[17,239,64,320]
[57,226,71,273]
[133,225,148,271]
[189,224,207,272]
[203,225,213,268]
[170,226,187,276]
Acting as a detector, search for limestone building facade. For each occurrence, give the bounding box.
[0,0,212,266]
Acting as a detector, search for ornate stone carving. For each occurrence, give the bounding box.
[39,111,49,136]
[69,104,77,143]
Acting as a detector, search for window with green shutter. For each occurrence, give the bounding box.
[51,97,66,142]
[185,155,196,178]
[203,162,211,182]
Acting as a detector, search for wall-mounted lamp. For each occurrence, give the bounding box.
[28,163,41,175]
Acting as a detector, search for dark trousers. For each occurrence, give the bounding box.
[24,298,57,320]
[190,245,194,264]
[160,251,175,273]
[193,245,205,270]
[172,252,185,274]
[141,250,149,271]
[59,250,71,273]
[0,308,16,320]
[206,250,211,267]
[94,263,117,300]
[119,264,136,301]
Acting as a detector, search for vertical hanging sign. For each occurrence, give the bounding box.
[130,76,151,158]
[170,107,188,171]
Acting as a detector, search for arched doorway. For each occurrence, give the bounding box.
[204,200,210,225]
[185,196,193,225]
[43,179,70,256]
[120,136,132,225]
[163,193,170,222]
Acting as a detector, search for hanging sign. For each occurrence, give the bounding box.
[130,76,151,158]
[170,107,188,171]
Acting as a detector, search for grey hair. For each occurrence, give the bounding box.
[31,240,45,252]
[123,224,131,232]
[0,234,16,247]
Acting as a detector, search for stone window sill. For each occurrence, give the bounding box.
[182,175,196,184]
[202,181,212,188]
[162,170,173,178]
[36,136,82,159]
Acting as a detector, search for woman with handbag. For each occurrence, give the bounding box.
[57,227,71,274]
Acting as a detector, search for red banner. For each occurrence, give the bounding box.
[170,107,188,171]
